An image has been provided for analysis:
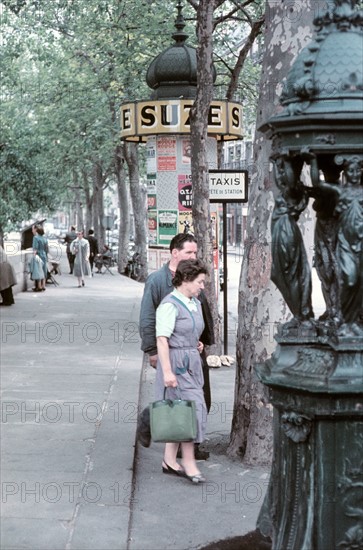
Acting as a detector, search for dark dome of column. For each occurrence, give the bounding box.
[146,0,216,99]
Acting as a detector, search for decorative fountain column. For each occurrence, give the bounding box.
[256,1,363,548]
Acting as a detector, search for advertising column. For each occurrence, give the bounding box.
[146,134,218,271]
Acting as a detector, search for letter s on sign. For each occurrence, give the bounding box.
[141,105,156,128]
[231,107,240,128]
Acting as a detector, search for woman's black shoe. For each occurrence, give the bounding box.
[185,473,206,484]
[162,462,186,477]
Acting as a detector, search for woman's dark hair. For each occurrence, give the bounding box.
[172,259,207,287]
[35,225,44,236]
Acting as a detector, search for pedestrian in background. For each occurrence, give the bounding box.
[28,250,46,292]
[70,230,91,287]
[32,224,48,291]
[86,229,99,275]
[0,245,17,305]
[64,226,77,274]
[155,259,208,483]
[95,244,112,273]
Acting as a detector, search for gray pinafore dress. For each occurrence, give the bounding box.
[71,239,91,278]
[155,293,207,443]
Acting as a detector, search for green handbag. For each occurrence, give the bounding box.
[150,388,197,443]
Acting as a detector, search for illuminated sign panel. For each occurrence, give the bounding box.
[120,100,243,141]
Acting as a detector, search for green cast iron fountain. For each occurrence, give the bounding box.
[256,1,363,548]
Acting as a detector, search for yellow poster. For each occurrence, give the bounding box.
[178,211,194,235]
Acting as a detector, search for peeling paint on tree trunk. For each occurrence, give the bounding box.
[228,1,316,464]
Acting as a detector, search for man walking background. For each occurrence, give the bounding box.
[86,229,99,275]
[63,226,77,274]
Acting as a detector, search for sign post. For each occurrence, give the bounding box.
[209,170,248,354]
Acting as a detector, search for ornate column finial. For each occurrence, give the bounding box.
[172,0,188,45]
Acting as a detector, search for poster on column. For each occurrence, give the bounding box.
[210,206,219,249]
[213,248,219,296]
[147,173,157,194]
[160,249,171,266]
[158,210,178,245]
[146,138,156,174]
[147,173,157,210]
[178,211,194,235]
[148,211,158,245]
[182,138,191,165]
[178,174,193,211]
[148,249,159,272]
[157,136,176,171]
[147,195,157,210]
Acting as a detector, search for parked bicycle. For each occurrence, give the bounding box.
[125,251,141,280]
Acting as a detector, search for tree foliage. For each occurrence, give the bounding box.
[1,1,178,238]
[1,0,264,234]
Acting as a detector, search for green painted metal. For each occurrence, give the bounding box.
[256,1,363,548]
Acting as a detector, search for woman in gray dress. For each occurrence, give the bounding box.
[32,224,48,291]
[155,259,208,483]
[70,230,91,287]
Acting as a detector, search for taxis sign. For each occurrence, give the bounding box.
[209,170,248,203]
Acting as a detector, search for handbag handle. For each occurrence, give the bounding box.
[163,386,182,400]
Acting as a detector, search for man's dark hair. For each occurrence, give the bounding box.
[71,226,76,231]
[88,229,94,235]
[169,233,197,253]
[172,259,207,286]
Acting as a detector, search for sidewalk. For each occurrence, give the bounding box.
[129,359,270,550]
[1,250,269,550]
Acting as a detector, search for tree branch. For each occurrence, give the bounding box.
[226,16,264,100]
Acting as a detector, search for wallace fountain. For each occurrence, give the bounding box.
[255,1,363,549]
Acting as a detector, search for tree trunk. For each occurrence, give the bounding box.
[82,169,93,234]
[115,144,130,273]
[72,172,84,231]
[228,0,316,464]
[123,142,147,281]
[92,162,105,248]
[190,0,220,350]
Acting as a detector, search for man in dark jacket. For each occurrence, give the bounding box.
[86,229,99,275]
[63,226,77,274]
[138,233,215,458]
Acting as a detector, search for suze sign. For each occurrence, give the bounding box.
[120,100,244,141]
[209,170,248,203]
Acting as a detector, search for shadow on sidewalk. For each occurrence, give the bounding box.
[198,530,272,550]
